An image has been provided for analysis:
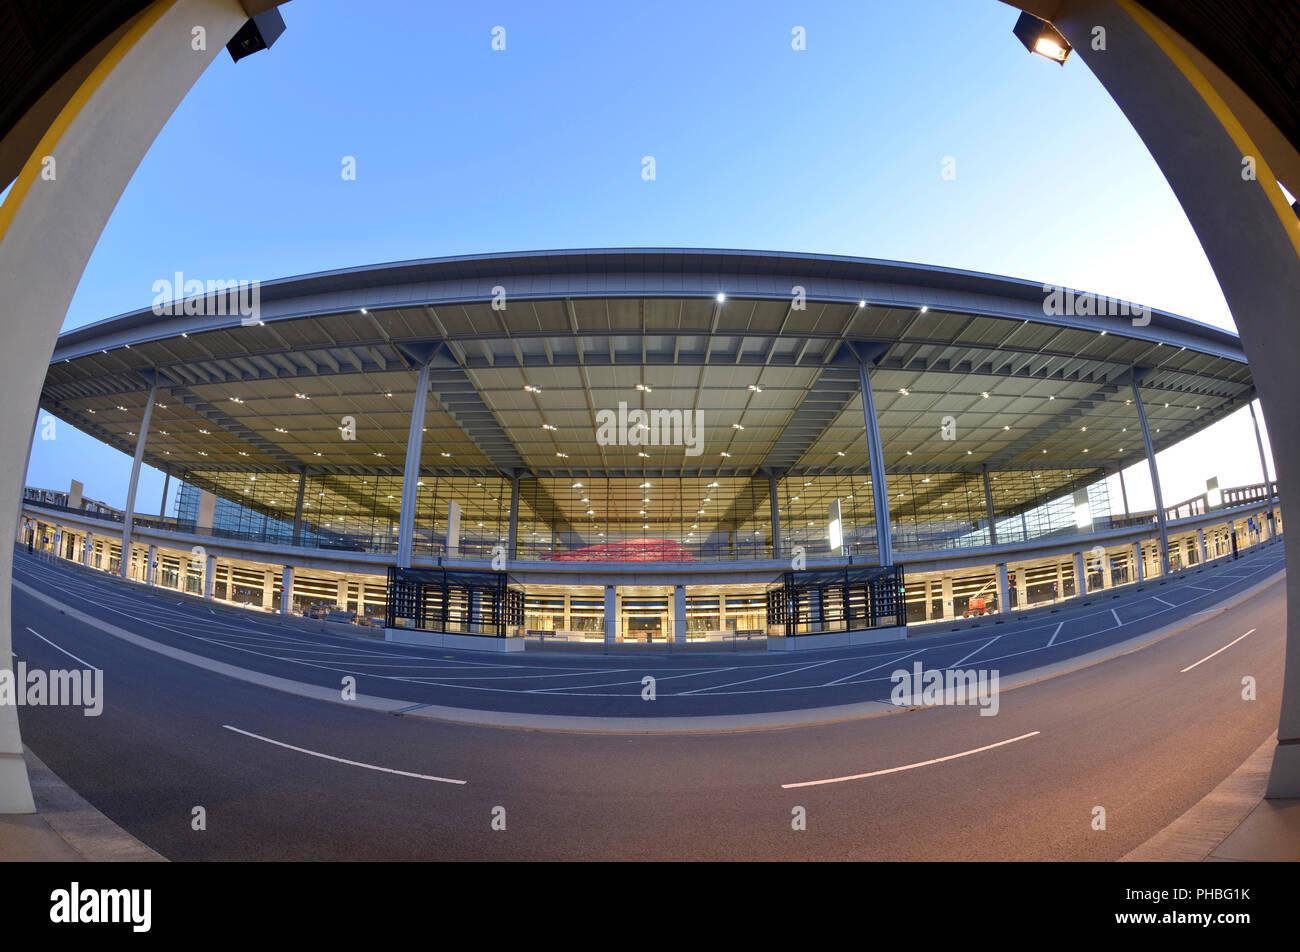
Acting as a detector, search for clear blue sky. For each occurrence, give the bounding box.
[21,0,1275,515]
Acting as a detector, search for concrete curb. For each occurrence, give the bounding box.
[12,565,1287,735]
[1120,732,1278,862]
[0,746,166,862]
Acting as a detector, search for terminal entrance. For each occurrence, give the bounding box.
[521,585,768,643]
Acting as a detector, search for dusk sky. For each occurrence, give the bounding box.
[21,0,1275,515]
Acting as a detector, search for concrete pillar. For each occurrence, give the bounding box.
[120,378,158,578]
[941,576,954,621]
[923,579,933,621]
[563,594,572,633]
[673,585,686,645]
[336,577,349,611]
[262,569,274,610]
[203,555,216,600]
[1101,550,1113,589]
[397,361,433,568]
[857,360,892,566]
[83,533,93,568]
[1074,552,1087,597]
[603,585,618,645]
[1015,566,1028,609]
[146,544,158,586]
[1055,561,1065,601]
[1197,529,1208,565]
[280,566,293,615]
[995,563,1009,614]
[1132,543,1144,583]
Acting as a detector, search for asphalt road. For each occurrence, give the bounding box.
[8,542,1287,717]
[8,544,1287,860]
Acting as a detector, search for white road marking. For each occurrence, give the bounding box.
[824,648,926,686]
[1152,596,1176,608]
[1046,622,1064,647]
[678,658,845,695]
[1111,609,1122,627]
[781,731,1041,788]
[1184,585,1218,593]
[24,627,100,670]
[949,636,1000,669]
[1180,629,1256,673]
[222,725,466,784]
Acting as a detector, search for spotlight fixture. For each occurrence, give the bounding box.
[1012,12,1072,65]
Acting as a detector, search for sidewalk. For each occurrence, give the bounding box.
[0,747,164,861]
[1122,732,1300,862]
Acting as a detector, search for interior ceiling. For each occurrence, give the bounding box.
[38,294,1255,532]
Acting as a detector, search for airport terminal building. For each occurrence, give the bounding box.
[20,249,1282,649]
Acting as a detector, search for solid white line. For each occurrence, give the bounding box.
[1110,609,1122,627]
[1184,584,1218,593]
[222,725,466,784]
[1046,622,1064,647]
[781,731,1041,788]
[1180,629,1256,674]
[1152,596,1176,608]
[949,636,1000,669]
[24,627,100,671]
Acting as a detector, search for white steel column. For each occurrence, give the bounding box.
[1130,374,1170,576]
[119,378,158,578]
[397,361,433,568]
[1248,400,1276,539]
[857,360,892,566]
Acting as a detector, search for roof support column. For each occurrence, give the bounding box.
[291,467,307,546]
[857,361,892,566]
[1248,400,1276,534]
[397,361,433,568]
[1130,374,1169,575]
[120,378,158,578]
[768,472,783,559]
[507,472,520,560]
[1117,464,1130,516]
[982,465,998,546]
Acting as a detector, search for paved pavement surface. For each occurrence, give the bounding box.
[9,544,1287,717]
[8,545,1286,859]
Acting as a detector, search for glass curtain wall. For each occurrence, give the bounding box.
[515,475,772,561]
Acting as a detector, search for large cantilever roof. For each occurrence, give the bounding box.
[39,249,1254,502]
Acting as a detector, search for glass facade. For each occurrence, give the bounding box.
[515,475,772,561]
[176,462,1123,564]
